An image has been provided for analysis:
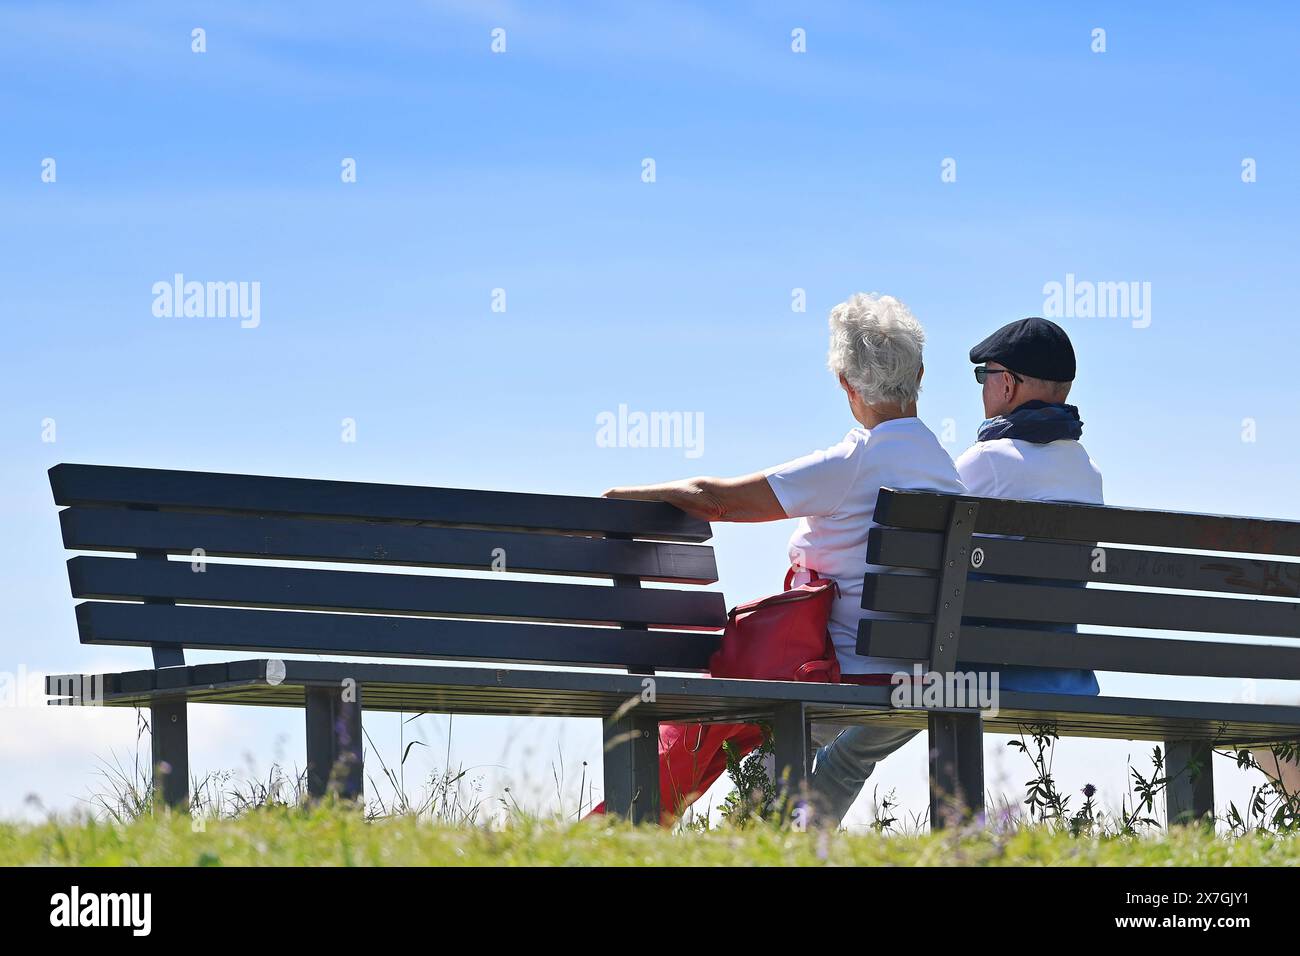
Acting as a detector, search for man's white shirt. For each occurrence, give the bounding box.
[952,436,1104,696]
[954,437,1103,505]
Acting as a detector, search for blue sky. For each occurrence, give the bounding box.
[3,1,1299,823]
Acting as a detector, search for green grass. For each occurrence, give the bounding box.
[14,722,1295,866]
[3,806,1298,866]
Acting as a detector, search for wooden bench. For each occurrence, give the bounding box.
[44,464,1300,827]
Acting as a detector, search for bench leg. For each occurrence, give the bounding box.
[150,698,189,811]
[1165,739,1214,826]
[305,684,364,802]
[602,711,659,824]
[928,712,984,829]
[771,702,810,814]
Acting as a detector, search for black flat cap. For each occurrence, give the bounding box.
[970,317,1075,382]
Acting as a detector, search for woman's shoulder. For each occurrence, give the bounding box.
[807,427,871,461]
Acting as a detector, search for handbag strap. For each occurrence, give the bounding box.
[784,565,823,591]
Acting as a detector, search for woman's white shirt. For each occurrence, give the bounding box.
[764,417,966,674]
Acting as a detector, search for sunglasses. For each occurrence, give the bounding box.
[974,366,1024,385]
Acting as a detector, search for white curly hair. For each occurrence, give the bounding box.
[826,292,925,407]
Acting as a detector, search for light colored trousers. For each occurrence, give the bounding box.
[765,722,918,826]
[807,722,918,824]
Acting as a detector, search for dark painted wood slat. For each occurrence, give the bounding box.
[928,497,980,673]
[867,526,1300,598]
[75,602,718,671]
[118,670,157,693]
[874,488,1300,556]
[129,694,1300,743]
[136,547,185,668]
[59,507,718,584]
[858,619,1300,679]
[155,661,228,689]
[67,556,727,629]
[48,463,712,542]
[863,572,1300,638]
[55,660,1300,743]
[49,668,1300,743]
[105,697,1300,743]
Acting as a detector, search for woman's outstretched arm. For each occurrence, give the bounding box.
[602,472,787,523]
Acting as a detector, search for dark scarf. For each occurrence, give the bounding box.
[977,401,1083,444]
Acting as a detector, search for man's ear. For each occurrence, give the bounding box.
[916,363,925,385]
[838,373,856,398]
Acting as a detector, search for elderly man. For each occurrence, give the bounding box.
[805,317,1104,826]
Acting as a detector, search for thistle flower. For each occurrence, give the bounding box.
[1082,783,1097,799]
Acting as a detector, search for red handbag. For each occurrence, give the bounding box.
[588,569,840,825]
[707,568,840,683]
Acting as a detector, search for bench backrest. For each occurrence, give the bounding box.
[860,488,1300,683]
[50,464,726,673]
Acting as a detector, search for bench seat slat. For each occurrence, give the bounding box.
[859,619,1300,680]
[867,527,1300,598]
[59,507,718,584]
[875,487,1300,556]
[864,572,1300,638]
[75,602,718,671]
[68,556,727,629]
[49,464,712,542]
[46,659,1300,746]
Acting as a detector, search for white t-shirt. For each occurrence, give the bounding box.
[954,438,1103,505]
[953,436,1105,695]
[764,417,966,674]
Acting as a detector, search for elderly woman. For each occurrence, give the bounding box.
[604,292,964,822]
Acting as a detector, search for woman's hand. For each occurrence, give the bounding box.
[602,474,787,523]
